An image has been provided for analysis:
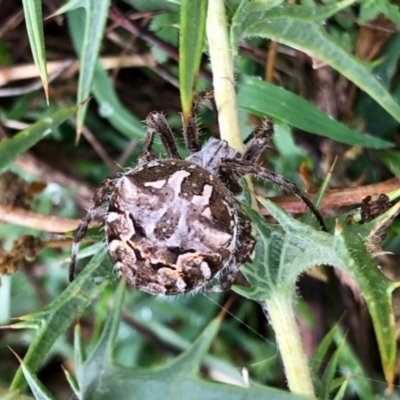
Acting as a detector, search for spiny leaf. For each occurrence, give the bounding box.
[238,0,356,21]
[76,280,305,400]
[232,1,400,126]
[63,365,81,399]
[358,0,400,26]
[9,247,110,391]
[234,200,398,389]
[9,348,55,400]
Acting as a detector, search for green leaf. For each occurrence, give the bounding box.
[9,348,55,400]
[358,0,400,26]
[0,104,80,173]
[376,150,400,176]
[91,63,146,141]
[51,0,85,15]
[71,323,85,397]
[320,335,347,400]
[310,320,342,379]
[238,76,393,149]
[9,247,110,391]
[269,120,307,184]
[333,329,375,399]
[234,200,398,388]
[68,0,112,137]
[238,0,356,21]
[355,34,400,137]
[232,1,400,126]
[332,378,349,400]
[76,281,305,400]
[21,0,49,102]
[63,366,80,399]
[179,0,207,124]
[67,9,151,145]
[0,387,33,400]
[123,0,179,13]
[126,310,247,384]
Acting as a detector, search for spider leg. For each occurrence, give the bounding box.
[241,119,274,162]
[220,159,327,231]
[184,89,214,154]
[204,258,240,292]
[138,124,157,165]
[69,179,114,281]
[145,112,181,159]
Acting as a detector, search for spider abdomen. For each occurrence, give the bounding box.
[105,159,239,295]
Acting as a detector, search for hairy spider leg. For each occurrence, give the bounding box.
[145,112,182,159]
[137,124,156,165]
[220,159,327,232]
[184,89,215,154]
[241,119,274,162]
[69,179,114,281]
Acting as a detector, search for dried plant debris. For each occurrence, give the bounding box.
[366,200,400,257]
[0,235,43,276]
[0,171,45,208]
[360,194,391,223]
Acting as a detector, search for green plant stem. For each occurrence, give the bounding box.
[206,0,260,213]
[206,4,313,396]
[265,290,315,398]
[206,0,244,153]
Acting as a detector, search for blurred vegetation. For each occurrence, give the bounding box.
[0,0,400,399]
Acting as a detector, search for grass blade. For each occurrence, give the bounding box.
[67,8,148,145]
[9,247,109,391]
[233,2,400,125]
[179,0,207,127]
[74,0,111,140]
[21,0,49,103]
[238,76,393,149]
[0,104,80,173]
[9,348,56,400]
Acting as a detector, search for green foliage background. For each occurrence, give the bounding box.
[1,0,400,399]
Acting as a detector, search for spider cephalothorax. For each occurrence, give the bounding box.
[70,92,325,295]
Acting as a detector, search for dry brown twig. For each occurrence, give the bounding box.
[0,204,81,232]
[0,54,156,88]
[260,177,400,216]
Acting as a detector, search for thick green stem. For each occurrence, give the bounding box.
[206,0,244,153]
[206,0,260,212]
[265,291,315,397]
[206,3,313,396]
